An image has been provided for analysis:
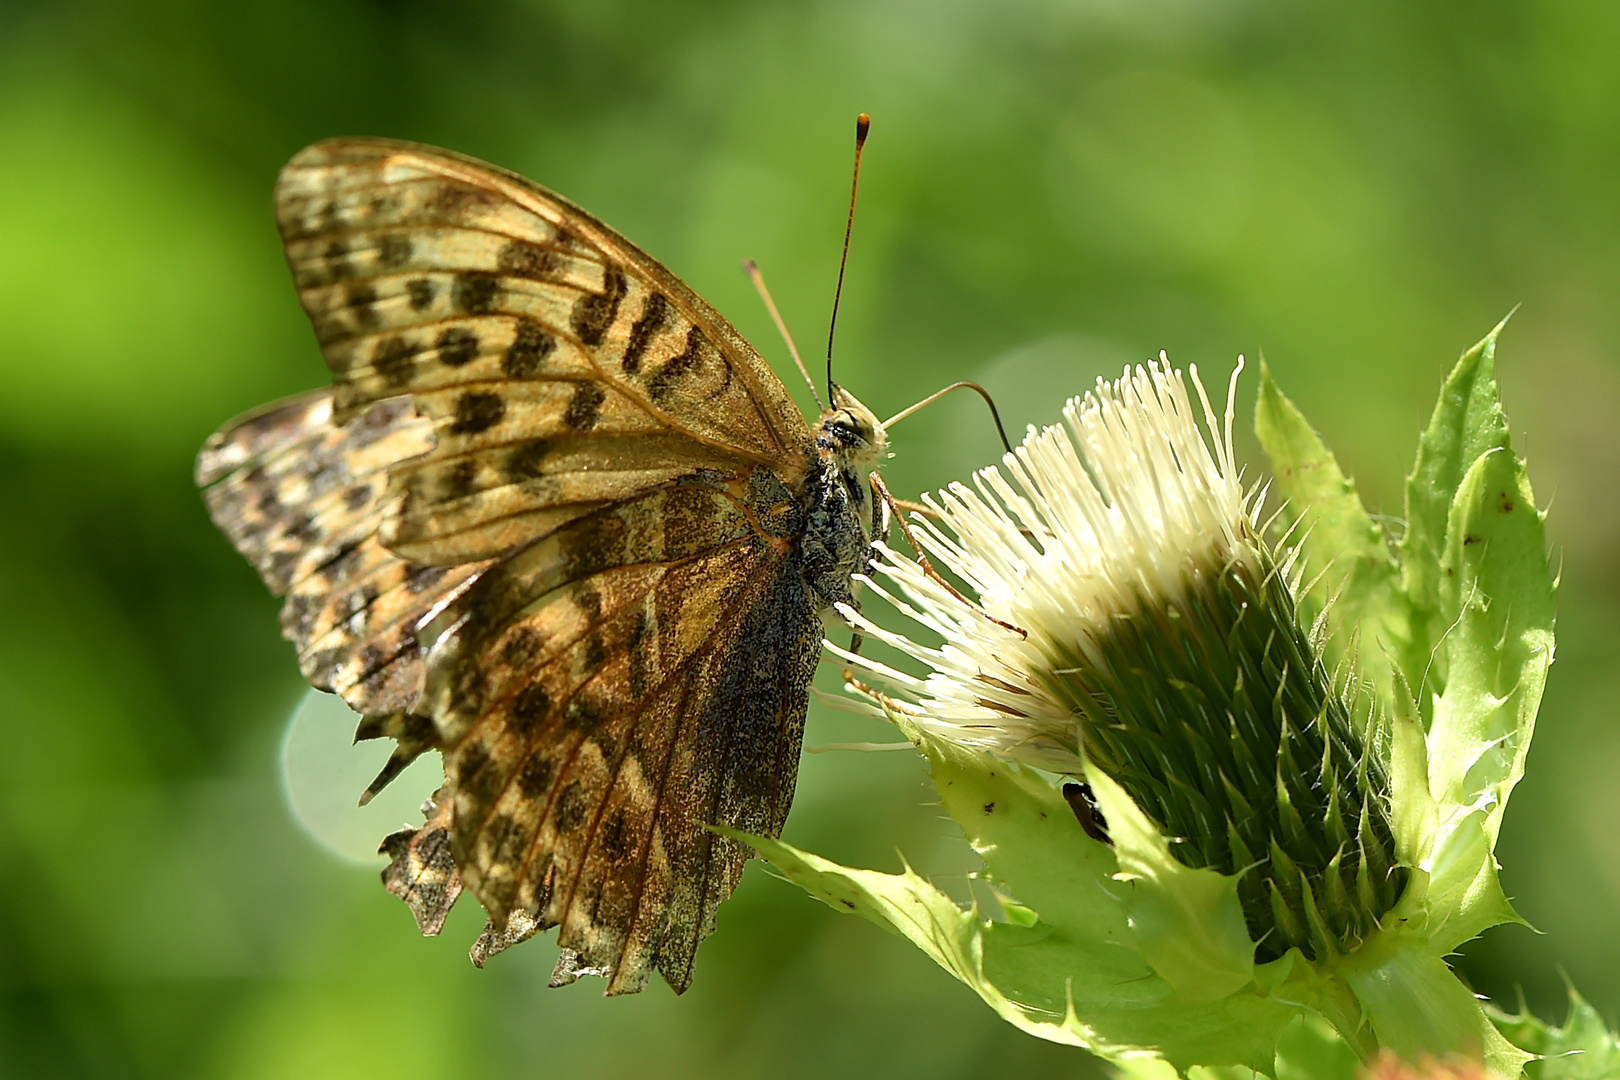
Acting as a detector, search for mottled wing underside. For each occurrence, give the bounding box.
[263,138,830,994]
[275,138,815,566]
[197,389,488,719]
[379,786,463,935]
[419,464,823,993]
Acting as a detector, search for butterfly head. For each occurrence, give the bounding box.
[818,383,889,472]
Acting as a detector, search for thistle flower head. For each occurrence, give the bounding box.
[749,325,1556,1077]
[841,355,1257,765]
[840,356,1405,964]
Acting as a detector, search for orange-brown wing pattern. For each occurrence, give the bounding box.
[274,138,816,568]
[247,138,831,994]
[418,464,822,994]
[196,389,487,719]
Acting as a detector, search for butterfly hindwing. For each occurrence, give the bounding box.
[196,389,487,720]
[419,465,820,992]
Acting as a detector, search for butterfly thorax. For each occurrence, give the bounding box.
[798,385,888,612]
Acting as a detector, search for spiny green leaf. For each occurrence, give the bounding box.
[1338,941,1532,1076]
[1253,360,1407,714]
[1400,315,1515,710]
[731,720,1303,1076]
[1429,446,1556,848]
[1489,990,1620,1078]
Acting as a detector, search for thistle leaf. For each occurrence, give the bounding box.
[1400,316,1515,709]
[1254,360,1407,710]
[730,718,1302,1075]
[1338,944,1532,1076]
[1428,445,1555,847]
[1489,990,1620,1078]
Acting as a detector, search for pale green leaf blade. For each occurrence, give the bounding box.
[735,827,1299,1076]
[1400,315,1515,702]
[1340,946,1532,1077]
[1429,446,1556,845]
[1490,990,1620,1079]
[1254,361,1407,704]
[907,716,1256,1004]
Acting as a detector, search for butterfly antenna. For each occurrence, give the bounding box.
[743,259,823,411]
[826,112,870,401]
[882,381,1014,454]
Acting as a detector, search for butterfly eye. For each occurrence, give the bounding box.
[826,411,872,448]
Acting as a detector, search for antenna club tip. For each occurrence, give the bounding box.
[742,258,758,272]
[856,113,871,139]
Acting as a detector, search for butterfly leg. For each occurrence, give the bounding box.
[866,471,1027,639]
[839,470,896,662]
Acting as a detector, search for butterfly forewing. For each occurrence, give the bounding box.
[217,137,856,995]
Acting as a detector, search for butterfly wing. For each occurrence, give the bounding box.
[263,138,826,993]
[276,137,814,565]
[196,388,488,720]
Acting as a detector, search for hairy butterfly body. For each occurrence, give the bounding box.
[197,138,888,994]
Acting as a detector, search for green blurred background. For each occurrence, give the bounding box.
[3,1,1618,1076]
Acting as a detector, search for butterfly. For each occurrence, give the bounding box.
[196,136,893,995]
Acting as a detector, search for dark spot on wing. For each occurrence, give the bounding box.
[505,441,550,481]
[458,743,500,804]
[564,694,607,733]
[457,742,489,787]
[450,391,505,435]
[569,267,625,346]
[563,514,627,578]
[501,626,544,668]
[485,812,524,864]
[283,594,316,639]
[496,239,558,279]
[511,683,552,730]
[564,382,606,431]
[575,584,603,622]
[662,486,727,559]
[582,634,607,675]
[518,751,555,798]
[554,780,587,832]
[453,272,500,315]
[371,335,421,386]
[622,293,668,375]
[601,808,629,861]
[436,327,479,367]
[629,609,651,698]
[404,564,448,593]
[648,325,706,403]
[357,643,387,676]
[503,321,555,377]
[440,459,479,501]
[345,282,380,329]
[266,549,299,591]
[318,540,364,581]
[377,233,413,267]
[406,278,437,310]
[282,513,320,545]
[344,485,372,511]
[323,239,352,281]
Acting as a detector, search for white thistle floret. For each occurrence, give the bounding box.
[836,354,1266,772]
